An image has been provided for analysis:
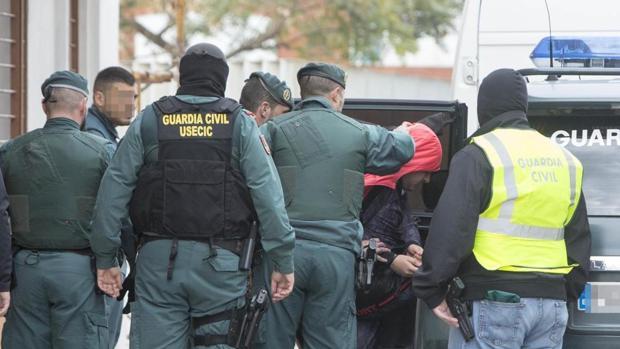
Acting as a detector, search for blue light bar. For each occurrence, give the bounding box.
[530,36,620,68]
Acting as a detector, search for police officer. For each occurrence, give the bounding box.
[85,66,136,143]
[256,62,415,349]
[1,70,114,348]
[89,43,295,349]
[84,65,137,349]
[412,69,591,349]
[239,71,293,125]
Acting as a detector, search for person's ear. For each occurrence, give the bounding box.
[41,99,48,115]
[328,87,341,108]
[260,101,271,118]
[93,90,105,108]
[80,98,88,118]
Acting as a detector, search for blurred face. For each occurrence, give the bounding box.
[94,82,136,126]
[253,102,291,126]
[401,172,431,191]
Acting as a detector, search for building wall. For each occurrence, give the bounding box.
[227,59,451,102]
[26,0,119,131]
[134,58,451,113]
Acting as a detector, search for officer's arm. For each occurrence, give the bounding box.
[564,195,591,300]
[90,111,146,269]
[411,147,490,308]
[0,169,10,292]
[237,116,295,274]
[365,125,414,175]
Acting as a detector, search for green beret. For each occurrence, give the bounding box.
[248,72,293,109]
[41,70,89,100]
[297,62,346,88]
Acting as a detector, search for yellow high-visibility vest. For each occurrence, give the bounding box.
[470,128,583,274]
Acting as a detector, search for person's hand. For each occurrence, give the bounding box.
[389,254,421,277]
[432,300,459,327]
[271,271,294,303]
[407,244,424,265]
[97,267,122,298]
[0,291,10,316]
[394,121,414,134]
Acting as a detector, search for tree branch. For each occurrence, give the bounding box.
[130,18,177,54]
[225,18,286,58]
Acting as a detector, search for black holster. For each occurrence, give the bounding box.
[446,277,475,341]
[192,289,269,349]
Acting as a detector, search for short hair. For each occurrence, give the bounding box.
[239,77,278,112]
[299,75,340,99]
[93,66,135,93]
[44,87,85,114]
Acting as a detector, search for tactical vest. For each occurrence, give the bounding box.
[270,106,367,222]
[3,127,109,250]
[129,96,255,241]
[471,128,583,274]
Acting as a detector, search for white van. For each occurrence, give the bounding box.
[452,0,620,134]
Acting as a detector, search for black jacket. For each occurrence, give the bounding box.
[411,111,592,309]
[0,169,11,292]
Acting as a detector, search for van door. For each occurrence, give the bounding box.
[343,99,468,349]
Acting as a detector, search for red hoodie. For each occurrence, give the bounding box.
[364,122,442,190]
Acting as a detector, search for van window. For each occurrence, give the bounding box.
[529,111,620,216]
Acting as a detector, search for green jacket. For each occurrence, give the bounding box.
[89,95,296,273]
[0,117,114,249]
[262,97,414,255]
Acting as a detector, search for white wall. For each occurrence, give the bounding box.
[26,0,119,131]
[135,57,451,112]
[227,59,451,102]
[27,0,70,131]
[79,0,120,94]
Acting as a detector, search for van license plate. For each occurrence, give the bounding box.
[578,282,620,313]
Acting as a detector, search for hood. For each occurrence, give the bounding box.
[477,68,528,127]
[364,122,443,190]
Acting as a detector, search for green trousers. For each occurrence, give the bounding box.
[130,239,248,349]
[255,239,357,349]
[1,250,108,349]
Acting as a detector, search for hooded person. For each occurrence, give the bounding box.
[356,121,443,349]
[88,43,296,349]
[411,68,591,349]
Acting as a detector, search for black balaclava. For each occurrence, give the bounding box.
[177,43,229,97]
[477,68,528,127]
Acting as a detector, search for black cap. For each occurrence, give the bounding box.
[247,72,293,109]
[297,62,347,88]
[41,70,89,101]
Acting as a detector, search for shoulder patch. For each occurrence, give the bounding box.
[259,134,271,156]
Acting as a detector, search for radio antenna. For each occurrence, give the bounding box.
[544,0,554,67]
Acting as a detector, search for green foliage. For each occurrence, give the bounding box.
[121,0,462,63]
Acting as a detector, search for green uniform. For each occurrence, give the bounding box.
[1,117,114,349]
[84,105,129,349]
[89,95,295,349]
[256,97,414,349]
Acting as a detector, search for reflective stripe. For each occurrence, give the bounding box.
[482,133,518,219]
[478,217,565,240]
[478,132,567,241]
[560,147,577,206]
